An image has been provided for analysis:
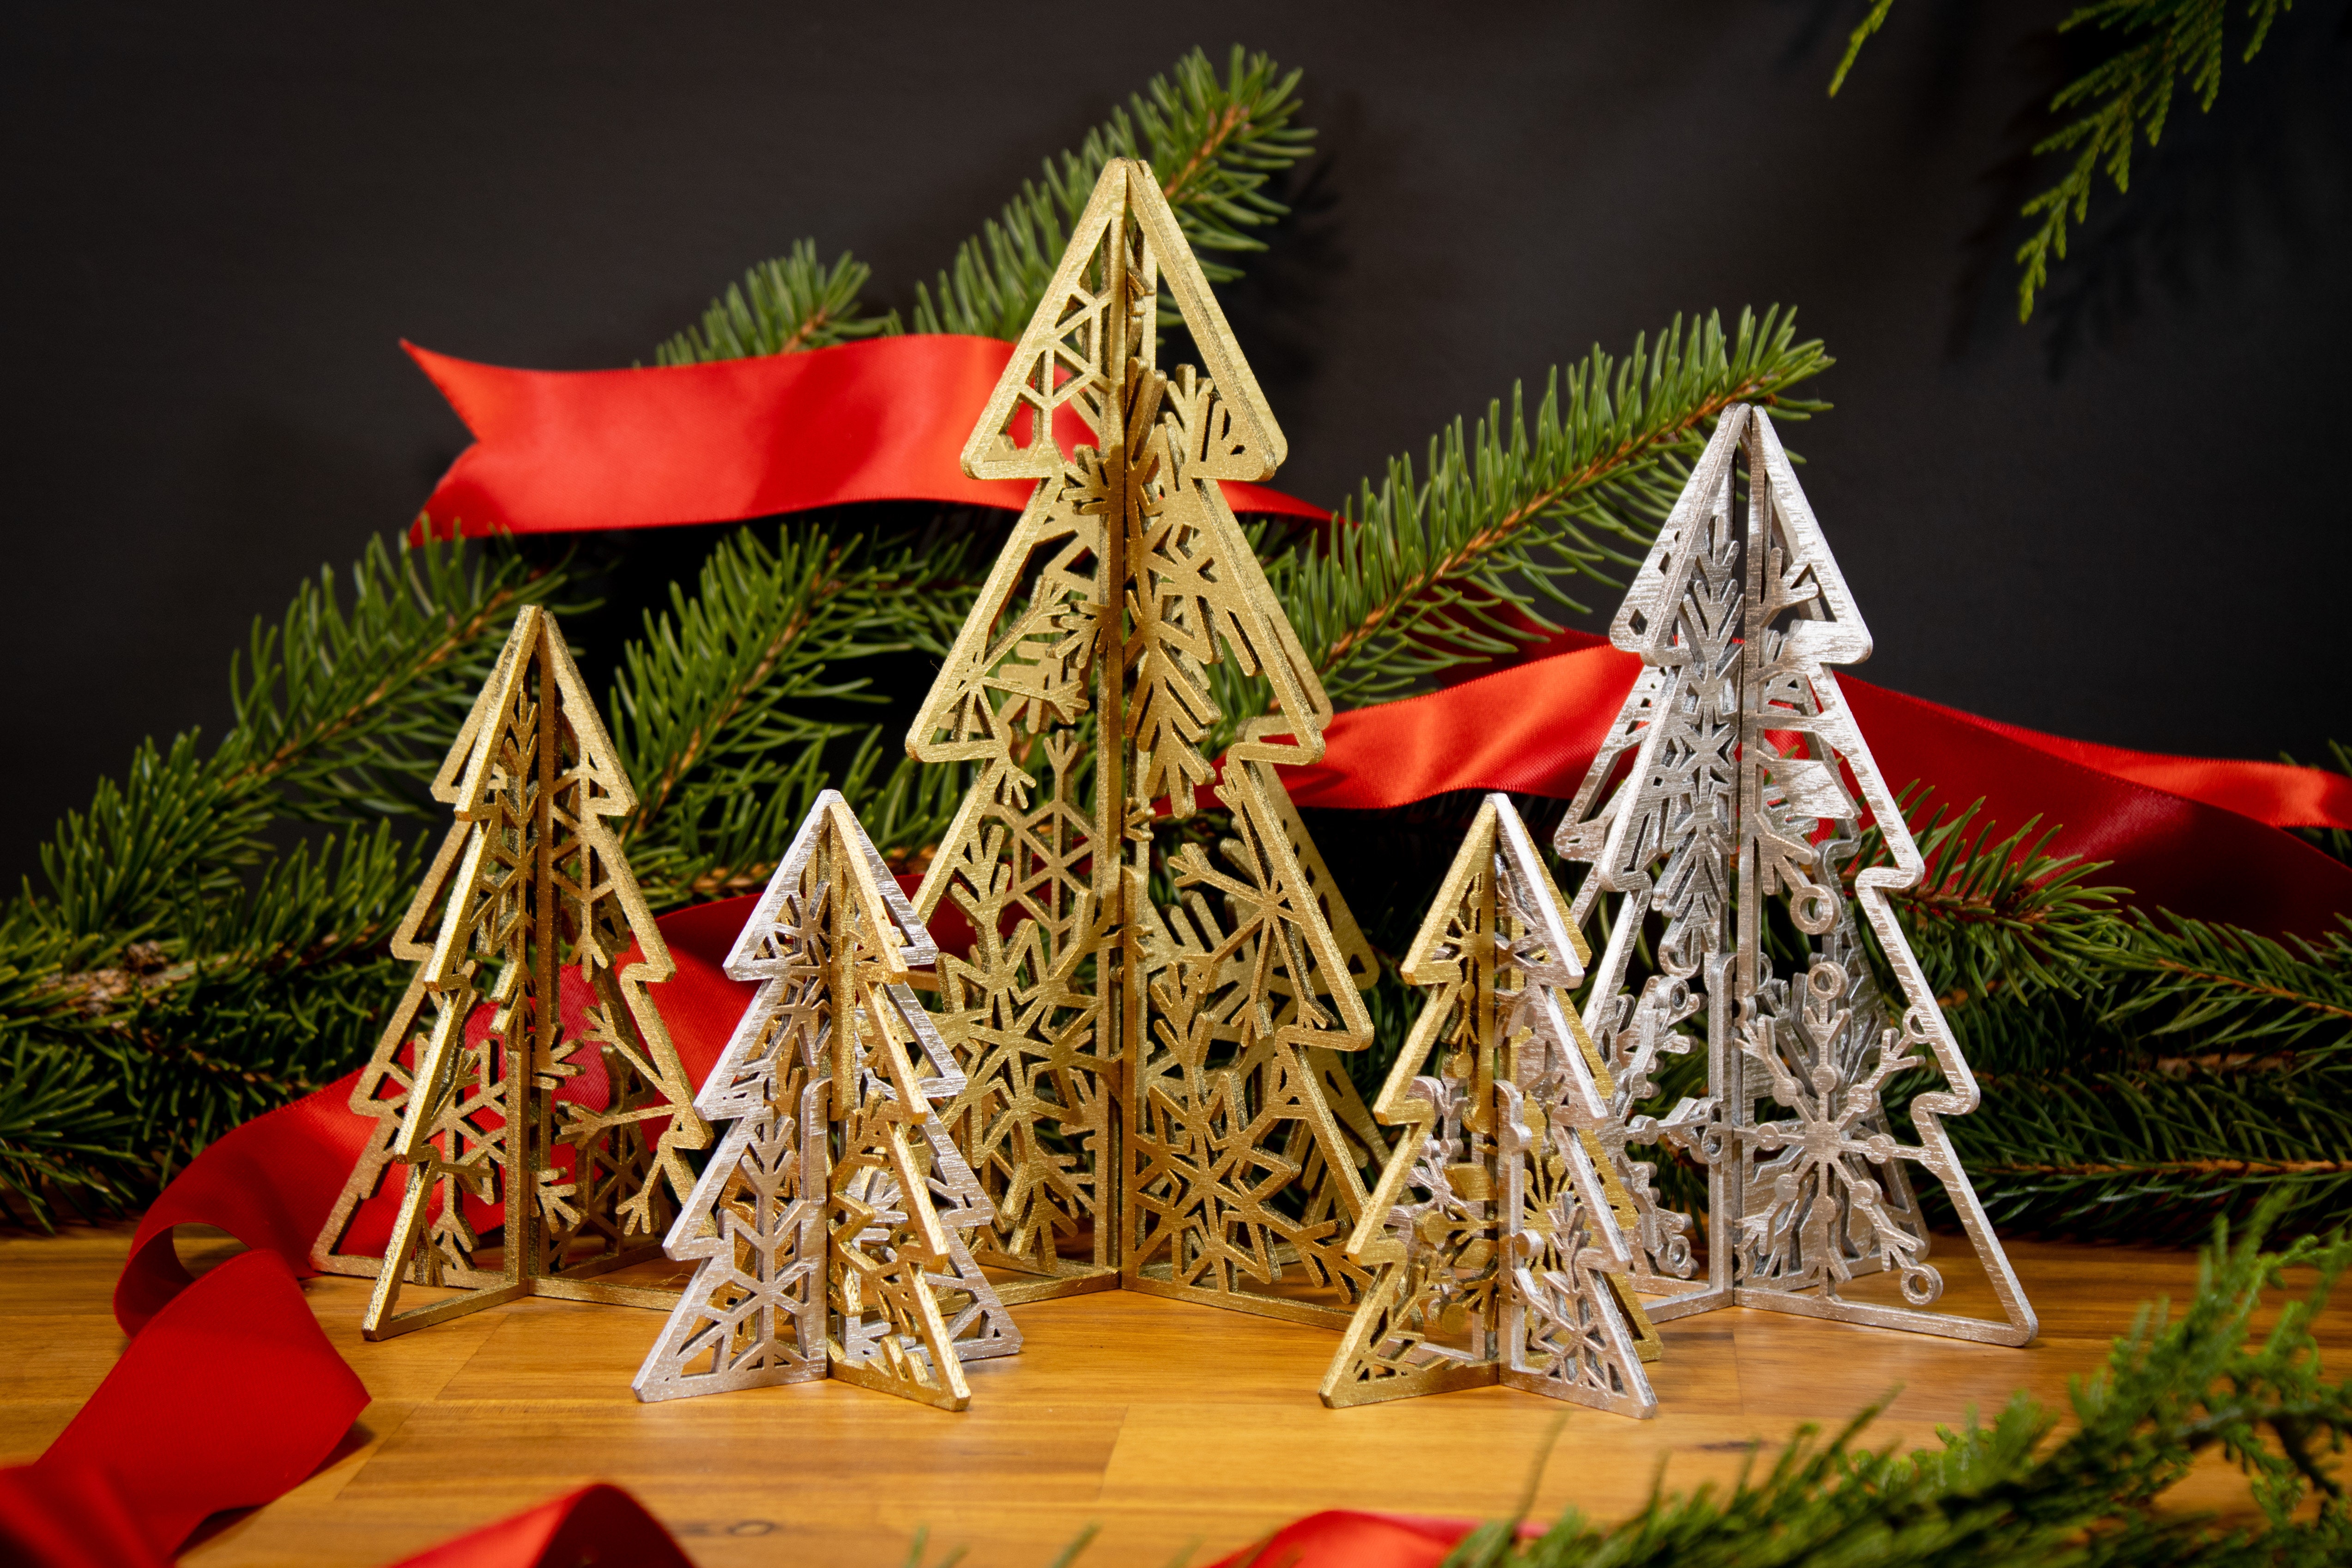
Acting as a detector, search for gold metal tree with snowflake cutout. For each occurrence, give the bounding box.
[1554,404,2034,1346]
[1321,795,1658,1417]
[311,606,708,1340]
[906,156,1385,1325]
[632,791,1020,1412]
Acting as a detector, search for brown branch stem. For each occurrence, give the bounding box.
[2138,958,2352,1026]
[1987,1158,2352,1179]
[1320,381,1781,673]
[628,559,848,843]
[1161,105,1249,206]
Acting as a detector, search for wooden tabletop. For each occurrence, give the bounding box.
[4,1223,2340,1568]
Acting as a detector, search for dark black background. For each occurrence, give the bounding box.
[6,1,2348,890]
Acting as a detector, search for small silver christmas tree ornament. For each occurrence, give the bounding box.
[632,791,1020,1412]
[1322,795,1658,1417]
[1556,404,2034,1345]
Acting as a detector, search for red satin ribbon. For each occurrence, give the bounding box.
[387,1484,690,1568]
[2,1250,369,1568]
[1282,632,2352,940]
[114,895,761,1336]
[1203,1509,1506,1568]
[405,337,1325,538]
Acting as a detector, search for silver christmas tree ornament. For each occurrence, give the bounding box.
[632,791,1020,1411]
[1556,403,2035,1346]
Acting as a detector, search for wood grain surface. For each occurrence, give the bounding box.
[4,1223,2342,1568]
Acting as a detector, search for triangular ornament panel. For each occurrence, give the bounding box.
[907,157,1384,1325]
[632,791,1019,1412]
[1555,405,2035,1347]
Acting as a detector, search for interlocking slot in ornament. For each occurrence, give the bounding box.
[906,156,1385,1324]
[310,606,709,1340]
[632,791,1020,1411]
[1322,795,1659,1417]
[1555,403,2035,1345]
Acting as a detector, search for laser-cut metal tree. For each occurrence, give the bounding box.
[632,791,1018,1411]
[906,157,1384,1326]
[313,606,708,1340]
[1322,795,1657,1417]
[1556,405,2034,1346]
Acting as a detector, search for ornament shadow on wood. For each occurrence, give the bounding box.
[631,791,1020,1412]
[1322,795,1660,1417]
[906,156,1385,1326]
[310,606,709,1340]
[1556,404,2035,1346]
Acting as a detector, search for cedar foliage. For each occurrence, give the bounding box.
[2,45,2342,1282]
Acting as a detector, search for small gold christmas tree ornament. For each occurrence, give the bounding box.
[311,606,709,1340]
[1556,404,2035,1345]
[907,156,1384,1324]
[631,791,1020,1412]
[1321,795,1657,1417]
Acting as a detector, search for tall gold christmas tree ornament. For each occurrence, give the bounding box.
[632,791,1020,1412]
[1321,795,1658,1417]
[907,157,1384,1324]
[1556,405,2035,1345]
[311,606,709,1340]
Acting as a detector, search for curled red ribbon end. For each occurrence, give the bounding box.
[387,1483,691,1568]
[8,1250,369,1566]
[405,337,1326,540]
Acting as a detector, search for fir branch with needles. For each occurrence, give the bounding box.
[907,45,1312,340]
[1856,787,2127,1006]
[653,241,892,366]
[0,533,567,1223]
[1830,1,2301,320]
[607,521,979,907]
[655,45,1313,364]
[1266,308,1831,710]
[1436,1204,2352,1568]
[1837,785,2352,1242]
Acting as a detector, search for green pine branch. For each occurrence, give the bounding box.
[606,521,977,905]
[655,45,1313,368]
[1849,786,2352,1242]
[1861,787,2127,1004]
[907,45,1312,340]
[0,533,564,1224]
[653,241,893,366]
[1829,1,2296,320]
[1444,1205,2352,1567]
[1267,308,1831,709]
[2103,911,2352,1059]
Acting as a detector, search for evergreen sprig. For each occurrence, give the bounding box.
[907,45,1312,340]
[654,45,1313,367]
[1860,788,2126,1005]
[1270,309,1831,708]
[653,241,892,366]
[1849,787,2352,1242]
[0,533,562,1223]
[1830,1,2297,320]
[1438,1204,2351,1567]
[608,521,977,905]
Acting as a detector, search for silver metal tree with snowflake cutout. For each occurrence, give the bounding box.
[631,791,1020,1411]
[1554,403,2035,1346]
